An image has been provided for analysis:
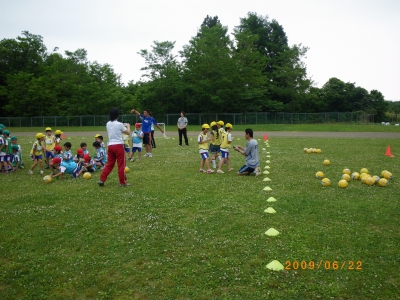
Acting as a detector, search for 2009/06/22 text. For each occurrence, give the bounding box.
[285,260,362,271]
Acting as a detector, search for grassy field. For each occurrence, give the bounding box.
[1,130,399,299]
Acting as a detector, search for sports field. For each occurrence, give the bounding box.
[1,125,399,299]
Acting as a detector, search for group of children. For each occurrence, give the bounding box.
[0,121,146,179]
[0,124,23,173]
[26,127,109,179]
[198,120,234,174]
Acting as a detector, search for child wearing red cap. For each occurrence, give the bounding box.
[49,145,63,175]
[129,123,143,161]
[50,157,82,179]
[73,148,85,163]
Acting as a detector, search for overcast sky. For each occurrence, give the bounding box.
[2,0,400,100]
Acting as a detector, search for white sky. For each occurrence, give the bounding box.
[2,0,400,100]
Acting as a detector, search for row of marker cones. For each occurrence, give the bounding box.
[261,135,285,271]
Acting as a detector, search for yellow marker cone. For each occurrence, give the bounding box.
[264,166,270,169]
[263,177,271,182]
[263,186,272,191]
[263,171,270,175]
[267,152,270,154]
[267,197,277,202]
[266,155,271,158]
[265,228,279,236]
[266,260,284,271]
[265,160,270,163]
[262,148,266,151]
[264,207,276,213]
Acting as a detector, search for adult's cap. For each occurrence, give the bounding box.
[226,123,233,129]
[210,121,217,127]
[202,123,210,129]
[217,120,224,126]
[54,145,62,151]
[55,130,63,135]
[51,157,61,164]
[36,133,45,139]
[45,127,52,131]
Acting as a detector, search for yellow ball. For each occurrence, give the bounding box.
[316,149,322,154]
[303,148,308,153]
[365,176,376,186]
[43,175,52,184]
[342,168,351,175]
[351,172,360,180]
[382,171,392,180]
[306,148,312,154]
[338,179,348,188]
[372,175,380,183]
[378,178,388,187]
[83,172,91,180]
[361,174,372,184]
[321,178,331,187]
[360,168,369,174]
[125,166,130,173]
[381,170,389,177]
[323,159,330,166]
[342,174,351,182]
[315,171,324,179]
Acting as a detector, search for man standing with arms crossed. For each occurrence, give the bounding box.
[177,111,189,146]
[130,109,164,157]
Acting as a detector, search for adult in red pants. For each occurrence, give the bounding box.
[98,108,131,187]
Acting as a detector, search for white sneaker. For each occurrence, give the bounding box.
[255,167,261,176]
[148,154,153,158]
[217,170,224,174]
[28,170,33,175]
[40,170,44,175]
[207,169,215,174]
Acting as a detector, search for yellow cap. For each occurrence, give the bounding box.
[210,121,217,127]
[226,123,233,129]
[94,134,101,138]
[36,133,45,139]
[202,124,210,129]
[45,127,52,131]
[217,120,224,126]
[55,130,62,135]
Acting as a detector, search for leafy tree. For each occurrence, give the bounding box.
[181,20,237,113]
[137,41,183,114]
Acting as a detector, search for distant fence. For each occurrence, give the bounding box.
[0,112,375,127]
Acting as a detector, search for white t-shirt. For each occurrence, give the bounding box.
[106,120,127,146]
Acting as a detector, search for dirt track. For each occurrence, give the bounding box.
[12,131,400,138]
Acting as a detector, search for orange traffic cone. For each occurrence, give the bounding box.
[385,145,394,157]
[264,133,268,141]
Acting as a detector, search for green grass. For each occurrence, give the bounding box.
[1,134,399,299]
[9,123,400,133]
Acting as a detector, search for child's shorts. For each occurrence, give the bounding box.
[200,152,209,160]
[46,151,55,159]
[132,147,142,153]
[210,144,220,154]
[31,155,43,160]
[221,151,229,159]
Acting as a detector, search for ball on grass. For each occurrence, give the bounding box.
[342,174,351,182]
[360,168,369,174]
[321,178,331,187]
[338,179,348,188]
[378,178,388,187]
[125,166,130,173]
[83,172,91,180]
[315,171,324,179]
[351,172,360,180]
[323,159,330,166]
[343,168,351,175]
[43,175,52,184]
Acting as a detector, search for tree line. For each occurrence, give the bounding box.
[0,13,394,122]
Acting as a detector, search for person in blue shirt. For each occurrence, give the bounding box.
[130,109,164,158]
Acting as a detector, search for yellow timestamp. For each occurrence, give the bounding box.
[285,260,363,271]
